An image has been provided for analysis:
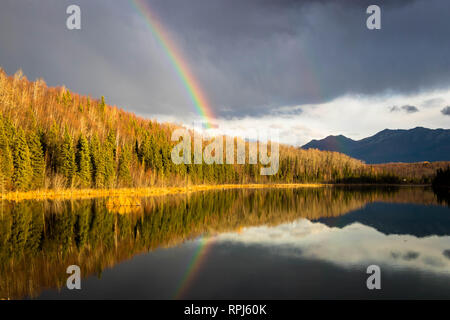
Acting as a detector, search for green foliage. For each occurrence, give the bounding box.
[0,67,447,193]
[118,144,132,187]
[0,116,14,189]
[104,131,117,188]
[12,129,32,191]
[76,134,92,188]
[90,134,106,188]
[99,96,106,114]
[62,89,72,107]
[60,127,76,187]
[27,129,45,189]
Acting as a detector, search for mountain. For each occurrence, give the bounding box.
[302,127,450,164]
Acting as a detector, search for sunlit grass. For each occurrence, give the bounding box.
[0,183,325,202]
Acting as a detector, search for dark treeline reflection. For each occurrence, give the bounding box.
[0,186,443,299]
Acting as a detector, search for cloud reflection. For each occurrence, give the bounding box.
[217,219,450,275]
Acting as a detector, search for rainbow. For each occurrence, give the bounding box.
[174,236,214,299]
[131,0,215,128]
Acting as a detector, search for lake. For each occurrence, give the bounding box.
[0,186,449,299]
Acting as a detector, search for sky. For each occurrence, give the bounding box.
[1,0,449,146]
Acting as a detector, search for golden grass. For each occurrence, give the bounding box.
[0,183,325,202]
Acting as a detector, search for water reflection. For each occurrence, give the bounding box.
[0,186,448,299]
[217,218,450,275]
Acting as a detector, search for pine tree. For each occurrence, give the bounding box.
[60,127,76,187]
[76,134,92,188]
[104,131,116,188]
[139,134,152,169]
[13,129,32,191]
[0,158,4,193]
[62,89,72,107]
[0,116,14,189]
[99,96,106,114]
[118,144,132,187]
[150,135,163,172]
[107,131,117,158]
[90,134,106,188]
[1,116,16,143]
[28,129,45,189]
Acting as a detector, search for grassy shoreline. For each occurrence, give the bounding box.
[0,183,325,202]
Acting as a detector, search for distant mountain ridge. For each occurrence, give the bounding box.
[301,127,450,164]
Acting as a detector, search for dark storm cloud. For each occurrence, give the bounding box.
[441,106,450,116]
[1,0,450,118]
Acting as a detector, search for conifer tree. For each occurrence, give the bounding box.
[139,134,152,169]
[13,129,32,191]
[118,144,132,187]
[1,116,16,143]
[42,121,60,173]
[0,158,3,193]
[90,134,106,188]
[0,116,14,189]
[28,129,45,189]
[107,131,117,158]
[150,135,163,172]
[104,131,116,188]
[76,134,92,188]
[60,127,76,187]
[99,96,106,114]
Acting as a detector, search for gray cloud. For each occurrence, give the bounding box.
[1,0,450,119]
[441,106,450,116]
[402,105,419,113]
[389,106,400,112]
[390,105,419,114]
[421,97,446,108]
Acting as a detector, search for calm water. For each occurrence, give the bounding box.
[0,186,449,300]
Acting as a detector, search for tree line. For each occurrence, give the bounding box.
[0,67,447,192]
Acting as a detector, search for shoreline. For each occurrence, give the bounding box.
[0,183,325,202]
[0,183,433,202]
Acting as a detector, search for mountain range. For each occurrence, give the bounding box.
[301,127,450,164]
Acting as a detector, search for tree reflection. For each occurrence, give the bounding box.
[0,186,443,299]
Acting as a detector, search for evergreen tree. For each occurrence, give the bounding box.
[150,135,163,172]
[76,134,92,188]
[118,144,132,187]
[104,131,116,188]
[13,129,32,191]
[107,131,117,158]
[90,134,106,188]
[1,116,16,143]
[99,96,106,114]
[44,121,60,173]
[0,159,3,192]
[60,127,76,187]
[62,89,72,107]
[28,129,45,189]
[0,116,14,189]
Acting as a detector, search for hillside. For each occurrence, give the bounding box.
[302,127,450,164]
[0,67,380,192]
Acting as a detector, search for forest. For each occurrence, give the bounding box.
[0,67,448,192]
